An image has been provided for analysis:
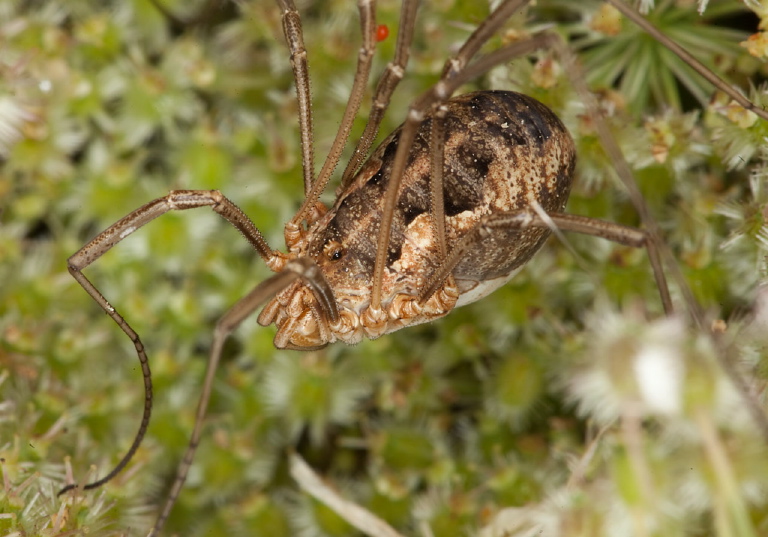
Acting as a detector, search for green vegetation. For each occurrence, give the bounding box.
[1,0,767,536]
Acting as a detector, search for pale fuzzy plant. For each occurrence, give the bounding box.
[1,0,768,536]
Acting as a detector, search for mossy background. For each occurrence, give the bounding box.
[2,0,768,536]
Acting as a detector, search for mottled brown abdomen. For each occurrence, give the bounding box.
[258,90,576,346]
[305,90,575,310]
[445,91,576,302]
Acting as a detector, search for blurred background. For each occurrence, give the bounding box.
[2,0,768,535]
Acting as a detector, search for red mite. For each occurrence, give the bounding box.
[376,24,389,42]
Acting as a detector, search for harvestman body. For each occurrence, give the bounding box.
[59,0,768,534]
[262,90,575,348]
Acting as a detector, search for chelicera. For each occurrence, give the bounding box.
[58,0,768,535]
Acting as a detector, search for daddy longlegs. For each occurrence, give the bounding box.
[55,0,768,535]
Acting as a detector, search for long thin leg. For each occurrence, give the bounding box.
[426,0,546,270]
[277,0,316,198]
[428,103,448,261]
[291,0,378,227]
[605,0,768,122]
[58,190,280,497]
[72,190,279,267]
[57,265,152,495]
[548,11,768,446]
[148,258,333,537]
[547,40,768,440]
[549,35,702,326]
[440,0,530,81]
[340,0,420,187]
[417,211,662,307]
[558,0,768,322]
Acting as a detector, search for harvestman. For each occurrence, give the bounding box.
[58,0,768,535]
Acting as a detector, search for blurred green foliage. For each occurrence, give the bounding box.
[1,0,768,536]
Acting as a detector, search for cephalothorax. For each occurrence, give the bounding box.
[57,0,768,535]
[262,90,575,348]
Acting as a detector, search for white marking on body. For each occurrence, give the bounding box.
[455,266,524,308]
[119,226,136,240]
